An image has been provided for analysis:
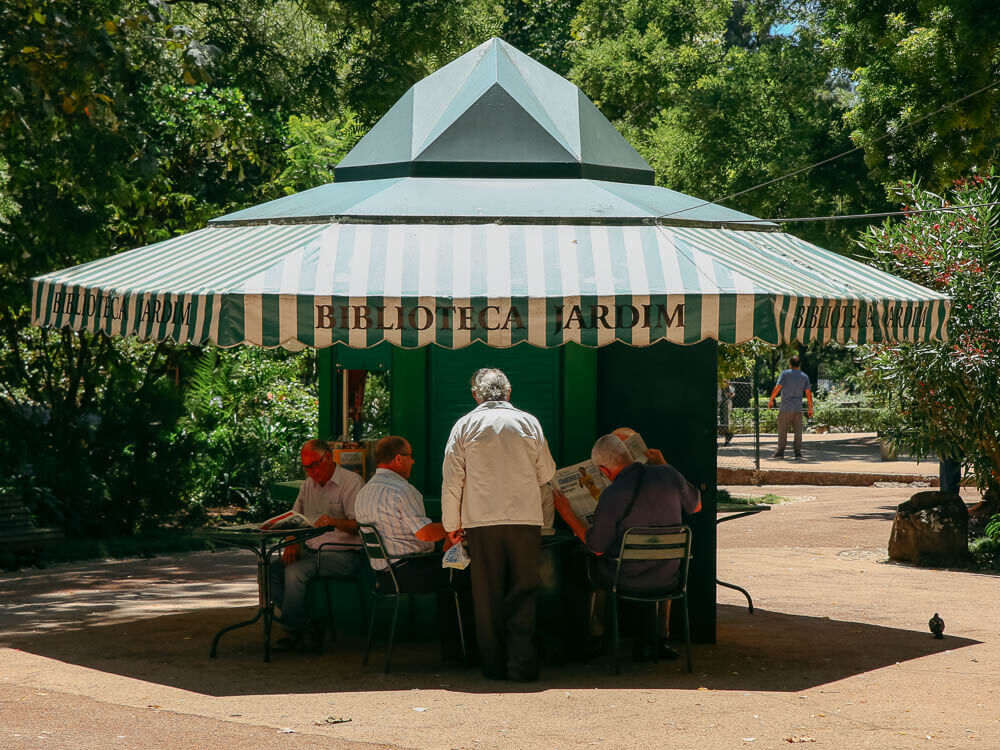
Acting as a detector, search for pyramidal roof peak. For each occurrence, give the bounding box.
[335,38,654,185]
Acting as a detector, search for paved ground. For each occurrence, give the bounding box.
[2,480,996,750]
[718,431,940,477]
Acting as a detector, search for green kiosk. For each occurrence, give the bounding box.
[32,38,951,645]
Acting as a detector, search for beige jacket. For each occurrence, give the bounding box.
[441,400,557,531]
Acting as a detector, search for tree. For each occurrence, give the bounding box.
[858,172,1000,519]
[568,0,886,254]
[822,0,1000,189]
[501,0,580,76]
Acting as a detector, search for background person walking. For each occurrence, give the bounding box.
[768,356,813,459]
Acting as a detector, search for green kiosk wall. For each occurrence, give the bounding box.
[596,340,718,643]
[388,343,597,495]
[319,340,716,642]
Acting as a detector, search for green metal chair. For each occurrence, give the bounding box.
[588,525,693,674]
[357,523,467,673]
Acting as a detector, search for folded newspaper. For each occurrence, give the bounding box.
[259,510,313,530]
[224,510,314,531]
[549,431,649,519]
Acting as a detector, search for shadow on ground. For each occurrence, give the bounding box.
[832,505,900,521]
[5,603,975,697]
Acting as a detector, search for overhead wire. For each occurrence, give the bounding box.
[732,201,1000,224]
[655,78,1000,223]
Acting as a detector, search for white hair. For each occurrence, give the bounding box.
[471,368,511,402]
[591,434,632,470]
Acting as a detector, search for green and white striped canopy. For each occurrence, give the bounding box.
[31,220,949,349]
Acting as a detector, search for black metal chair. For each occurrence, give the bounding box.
[588,525,693,674]
[312,541,368,652]
[357,523,467,673]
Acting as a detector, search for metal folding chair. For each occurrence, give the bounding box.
[588,525,693,674]
[357,523,467,673]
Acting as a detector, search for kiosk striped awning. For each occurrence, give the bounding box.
[31,222,950,349]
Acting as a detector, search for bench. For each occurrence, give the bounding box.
[0,492,64,565]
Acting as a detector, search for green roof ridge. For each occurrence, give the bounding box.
[335,38,654,185]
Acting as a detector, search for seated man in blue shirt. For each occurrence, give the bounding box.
[355,435,451,590]
[554,433,701,661]
[355,435,470,654]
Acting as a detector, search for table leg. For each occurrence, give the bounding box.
[717,579,754,614]
[210,606,266,657]
[210,542,273,659]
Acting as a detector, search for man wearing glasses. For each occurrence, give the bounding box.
[271,438,363,651]
[355,436,451,585]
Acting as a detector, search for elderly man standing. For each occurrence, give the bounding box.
[442,368,556,681]
[271,438,363,651]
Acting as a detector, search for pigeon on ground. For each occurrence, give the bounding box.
[929,613,945,639]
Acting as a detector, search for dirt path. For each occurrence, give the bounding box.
[2,485,997,749]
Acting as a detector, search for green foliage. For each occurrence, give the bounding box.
[822,0,1000,189]
[351,372,391,441]
[274,114,365,195]
[857,172,1000,495]
[501,0,580,75]
[569,0,883,253]
[0,331,198,535]
[179,346,318,517]
[718,341,769,386]
[730,404,885,434]
[985,515,1000,542]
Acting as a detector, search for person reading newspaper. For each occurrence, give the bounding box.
[268,438,363,652]
[552,432,701,662]
[549,428,653,521]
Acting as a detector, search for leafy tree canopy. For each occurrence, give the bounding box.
[568,0,885,253]
[822,0,1000,189]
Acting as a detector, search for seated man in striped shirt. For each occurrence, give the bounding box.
[355,435,453,591]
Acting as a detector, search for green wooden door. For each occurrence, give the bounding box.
[424,344,561,496]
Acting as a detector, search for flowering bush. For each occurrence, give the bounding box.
[857,172,1000,515]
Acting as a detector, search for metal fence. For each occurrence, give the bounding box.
[717,373,763,471]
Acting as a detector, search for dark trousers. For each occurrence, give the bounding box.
[466,524,541,677]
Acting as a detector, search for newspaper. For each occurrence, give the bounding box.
[549,460,607,519]
[258,510,312,530]
[549,431,650,519]
[219,509,314,532]
[620,431,649,466]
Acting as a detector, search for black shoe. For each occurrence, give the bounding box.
[656,639,680,661]
[482,667,507,680]
[632,641,658,663]
[507,656,539,682]
[724,434,733,445]
[794,452,803,459]
[272,633,304,652]
[772,451,785,459]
